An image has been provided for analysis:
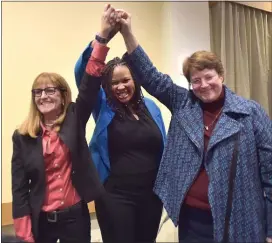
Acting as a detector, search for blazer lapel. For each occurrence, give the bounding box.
[177,103,204,154]
[207,87,250,152]
[59,112,78,154]
[144,98,161,127]
[30,133,46,179]
[95,105,114,138]
[207,113,241,152]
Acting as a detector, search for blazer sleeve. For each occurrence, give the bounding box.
[252,103,272,237]
[11,131,31,219]
[13,216,34,242]
[74,42,93,89]
[122,45,188,113]
[74,41,102,121]
[74,72,101,130]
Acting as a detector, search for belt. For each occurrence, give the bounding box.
[41,201,83,223]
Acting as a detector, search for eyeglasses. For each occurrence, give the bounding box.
[32,87,66,97]
[190,75,216,87]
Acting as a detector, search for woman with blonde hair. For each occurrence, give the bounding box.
[12,69,104,242]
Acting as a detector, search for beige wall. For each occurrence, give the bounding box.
[2,2,212,207]
[2,2,163,203]
[160,2,211,128]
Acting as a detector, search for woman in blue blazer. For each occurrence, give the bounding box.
[74,5,167,243]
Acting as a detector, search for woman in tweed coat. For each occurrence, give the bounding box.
[112,9,272,243]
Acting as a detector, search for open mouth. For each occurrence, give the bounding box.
[116,91,129,100]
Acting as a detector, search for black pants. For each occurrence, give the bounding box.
[178,204,214,243]
[36,201,90,243]
[95,174,163,243]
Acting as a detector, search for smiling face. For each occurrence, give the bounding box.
[191,69,223,103]
[32,82,63,120]
[183,50,225,103]
[111,65,136,104]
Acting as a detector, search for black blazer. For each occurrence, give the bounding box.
[11,72,104,239]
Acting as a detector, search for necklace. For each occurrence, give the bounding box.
[204,108,223,131]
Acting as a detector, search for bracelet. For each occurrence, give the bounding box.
[95,34,108,44]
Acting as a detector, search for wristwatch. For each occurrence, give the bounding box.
[95,34,108,44]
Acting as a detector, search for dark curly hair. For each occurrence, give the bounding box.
[101,57,145,119]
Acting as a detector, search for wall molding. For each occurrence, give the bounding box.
[2,202,13,226]
[2,202,95,226]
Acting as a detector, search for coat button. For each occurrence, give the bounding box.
[72,170,76,174]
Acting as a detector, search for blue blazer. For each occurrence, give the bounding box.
[122,45,272,242]
[74,43,167,183]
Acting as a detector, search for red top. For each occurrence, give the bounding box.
[41,122,81,211]
[14,123,81,242]
[185,89,225,210]
[13,41,109,242]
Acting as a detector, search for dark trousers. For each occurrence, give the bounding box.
[178,204,214,243]
[95,175,163,243]
[36,201,90,243]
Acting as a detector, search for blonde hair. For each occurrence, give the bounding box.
[18,72,72,138]
[183,51,224,82]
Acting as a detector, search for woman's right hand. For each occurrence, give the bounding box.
[99,4,121,39]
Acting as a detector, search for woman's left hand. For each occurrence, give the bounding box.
[267,237,272,243]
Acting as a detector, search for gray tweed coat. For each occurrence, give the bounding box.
[123,46,272,242]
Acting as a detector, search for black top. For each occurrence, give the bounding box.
[108,105,163,180]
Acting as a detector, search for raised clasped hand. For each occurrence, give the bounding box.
[100,4,132,41]
[99,4,122,39]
